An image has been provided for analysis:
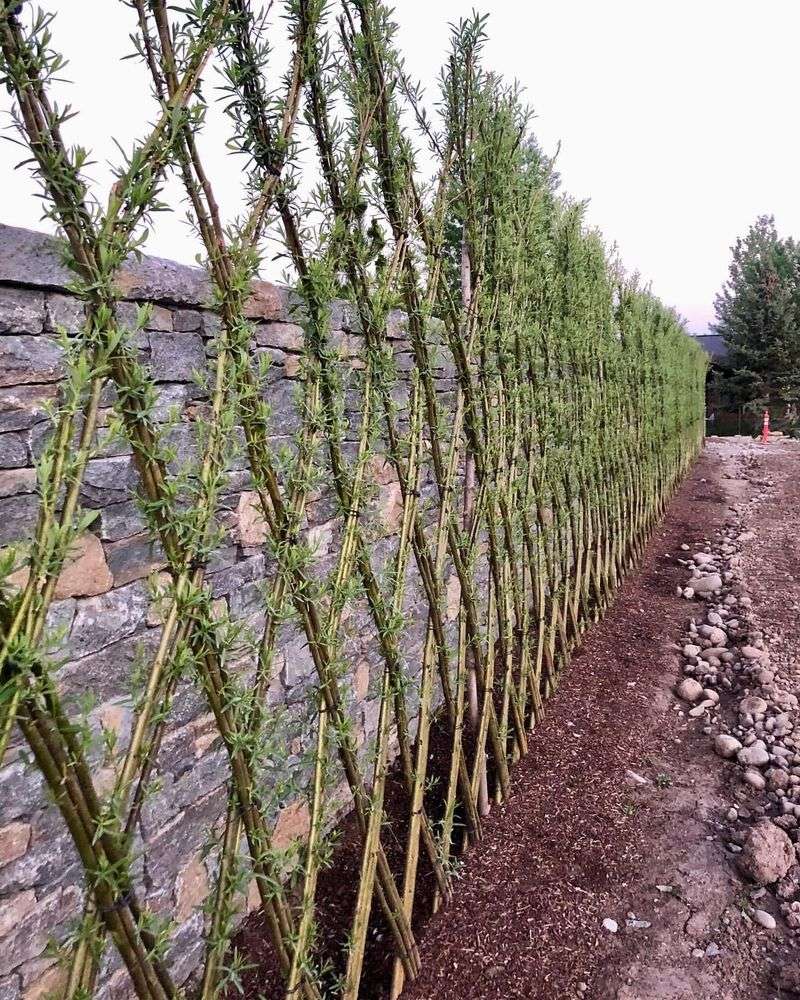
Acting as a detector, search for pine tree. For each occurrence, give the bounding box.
[713,215,800,411]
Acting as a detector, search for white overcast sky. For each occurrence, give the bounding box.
[2,1,798,335]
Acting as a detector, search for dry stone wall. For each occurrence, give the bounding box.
[0,224,463,998]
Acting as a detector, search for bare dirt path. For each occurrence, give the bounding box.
[402,435,800,1000]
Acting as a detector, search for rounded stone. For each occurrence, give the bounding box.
[738,746,771,768]
[753,909,776,930]
[714,734,742,759]
[739,696,769,717]
[738,819,795,885]
[676,678,704,703]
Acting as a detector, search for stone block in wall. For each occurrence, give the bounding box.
[0,336,63,387]
[0,885,81,978]
[0,977,17,1000]
[80,456,139,508]
[65,581,150,660]
[0,823,29,870]
[6,533,113,600]
[0,288,44,336]
[0,468,35,499]
[113,253,212,306]
[244,279,287,320]
[44,292,86,336]
[0,494,38,546]
[98,500,145,541]
[0,384,58,434]
[0,762,44,827]
[157,712,220,776]
[150,381,206,420]
[149,331,206,382]
[254,321,305,352]
[142,788,225,912]
[0,226,73,288]
[235,491,267,547]
[18,960,68,1000]
[104,532,167,587]
[174,852,209,923]
[0,820,79,898]
[208,552,267,602]
[328,299,360,333]
[0,432,27,469]
[280,628,317,695]
[172,308,202,332]
[57,630,160,704]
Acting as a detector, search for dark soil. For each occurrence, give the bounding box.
[232,439,800,1000]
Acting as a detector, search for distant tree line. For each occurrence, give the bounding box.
[713,214,800,428]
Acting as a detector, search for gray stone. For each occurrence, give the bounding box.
[66,582,150,659]
[0,384,58,433]
[114,252,212,306]
[45,292,86,335]
[676,678,704,703]
[58,630,160,703]
[739,696,769,716]
[738,819,795,885]
[142,753,228,837]
[0,884,80,976]
[714,734,742,759]
[0,467,35,499]
[104,532,166,587]
[691,573,723,594]
[0,824,79,896]
[753,908,776,930]
[280,629,317,691]
[0,762,45,825]
[0,493,38,545]
[744,768,766,790]
[151,382,203,421]
[80,456,139,507]
[0,286,44,335]
[738,746,770,768]
[0,432,28,468]
[209,554,267,601]
[0,975,19,1000]
[0,225,74,288]
[172,309,202,332]
[166,912,206,985]
[99,501,145,541]
[142,795,223,911]
[149,332,206,382]
[255,322,305,352]
[0,335,63,387]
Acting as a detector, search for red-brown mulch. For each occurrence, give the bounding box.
[402,453,732,1000]
[230,448,733,1000]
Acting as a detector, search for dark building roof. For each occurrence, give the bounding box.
[692,333,728,363]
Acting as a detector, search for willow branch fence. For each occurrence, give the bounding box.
[0,2,707,998]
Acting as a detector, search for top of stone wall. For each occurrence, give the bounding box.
[0,224,217,307]
[0,225,419,338]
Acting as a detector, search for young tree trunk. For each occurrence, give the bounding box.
[461,236,489,817]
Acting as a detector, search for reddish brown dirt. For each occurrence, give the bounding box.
[402,440,797,1000]
[232,437,800,1000]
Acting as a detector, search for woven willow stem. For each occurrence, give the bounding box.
[126,9,331,998]
[294,13,485,851]
[284,695,328,1000]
